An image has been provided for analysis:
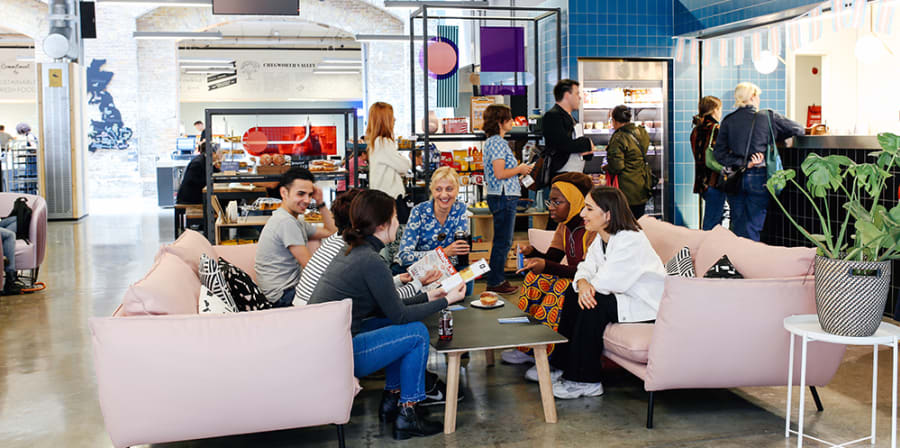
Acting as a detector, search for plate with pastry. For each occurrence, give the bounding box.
[470,291,504,309]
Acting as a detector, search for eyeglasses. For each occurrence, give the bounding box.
[544,200,564,209]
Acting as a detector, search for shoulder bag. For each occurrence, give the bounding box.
[717,112,758,195]
[764,110,784,195]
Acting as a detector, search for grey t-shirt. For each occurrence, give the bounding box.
[254,207,318,302]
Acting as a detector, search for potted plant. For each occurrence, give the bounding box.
[766,132,900,337]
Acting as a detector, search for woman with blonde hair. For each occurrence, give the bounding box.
[690,95,725,230]
[713,83,803,241]
[366,102,413,222]
[396,166,473,295]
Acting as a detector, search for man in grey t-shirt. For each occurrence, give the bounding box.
[0,125,13,151]
[255,167,337,306]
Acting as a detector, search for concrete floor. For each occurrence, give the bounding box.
[1,210,899,447]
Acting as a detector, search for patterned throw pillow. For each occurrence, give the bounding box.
[198,254,238,313]
[199,285,237,314]
[218,257,272,311]
[703,255,744,279]
[664,246,696,277]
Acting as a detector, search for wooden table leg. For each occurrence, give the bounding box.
[485,349,495,367]
[533,345,558,423]
[444,352,462,434]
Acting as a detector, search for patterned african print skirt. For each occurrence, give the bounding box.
[516,271,570,356]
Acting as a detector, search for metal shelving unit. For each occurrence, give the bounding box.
[409,4,562,191]
[4,141,39,195]
[202,108,360,242]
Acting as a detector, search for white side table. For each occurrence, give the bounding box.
[784,314,900,448]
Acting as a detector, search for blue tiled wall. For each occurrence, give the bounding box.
[539,0,569,111]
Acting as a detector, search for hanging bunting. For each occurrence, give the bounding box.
[719,38,728,66]
[751,31,762,62]
[812,6,823,40]
[875,0,896,34]
[832,0,844,31]
[789,21,801,51]
[734,35,744,65]
[674,37,685,62]
[702,40,712,66]
[690,39,699,64]
[768,25,781,56]
[850,0,868,29]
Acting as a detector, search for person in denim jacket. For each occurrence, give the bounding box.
[713,83,804,241]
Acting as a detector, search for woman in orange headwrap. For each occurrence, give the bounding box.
[501,173,596,379]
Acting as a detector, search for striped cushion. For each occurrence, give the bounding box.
[295,234,345,305]
[198,254,237,313]
[665,246,696,278]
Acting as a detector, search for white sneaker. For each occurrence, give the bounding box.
[524,365,563,383]
[551,378,604,399]
[501,349,535,365]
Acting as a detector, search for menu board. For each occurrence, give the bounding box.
[470,96,498,131]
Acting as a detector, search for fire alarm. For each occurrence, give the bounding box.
[812,67,819,75]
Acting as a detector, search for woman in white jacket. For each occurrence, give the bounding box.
[549,186,665,399]
[366,102,412,221]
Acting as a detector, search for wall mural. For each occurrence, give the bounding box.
[86,59,133,151]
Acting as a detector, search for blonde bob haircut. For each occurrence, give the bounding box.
[733,82,761,108]
[430,166,460,192]
[365,102,395,148]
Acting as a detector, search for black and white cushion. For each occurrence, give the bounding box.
[703,255,744,279]
[199,285,237,314]
[665,246,696,277]
[198,254,238,313]
[218,257,272,311]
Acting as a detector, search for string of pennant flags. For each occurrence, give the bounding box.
[673,0,896,65]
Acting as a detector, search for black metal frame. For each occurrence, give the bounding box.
[203,108,360,243]
[645,386,824,429]
[409,4,562,188]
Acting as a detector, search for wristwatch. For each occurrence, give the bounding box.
[314,203,327,210]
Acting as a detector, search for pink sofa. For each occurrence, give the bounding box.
[0,193,47,285]
[529,217,846,428]
[90,230,353,448]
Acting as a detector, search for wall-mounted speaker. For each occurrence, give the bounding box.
[80,2,96,39]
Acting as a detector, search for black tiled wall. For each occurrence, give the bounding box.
[761,146,899,319]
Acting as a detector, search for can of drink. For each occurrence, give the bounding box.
[453,230,471,266]
[439,309,453,341]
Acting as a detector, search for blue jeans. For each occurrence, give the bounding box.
[353,320,430,404]
[0,216,17,273]
[487,194,518,287]
[701,186,727,231]
[273,288,295,308]
[726,168,769,241]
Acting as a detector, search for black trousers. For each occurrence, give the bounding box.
[550,286,619,383]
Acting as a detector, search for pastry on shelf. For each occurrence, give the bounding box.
[304,211,323,223]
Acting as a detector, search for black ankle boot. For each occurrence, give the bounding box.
[393,403,442,440]
[378,390,400,422]
[2,272,21,296]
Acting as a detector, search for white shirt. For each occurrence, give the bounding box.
[573,230,665,323]
[367,137,410,199]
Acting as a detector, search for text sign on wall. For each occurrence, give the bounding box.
[0,49,36,101]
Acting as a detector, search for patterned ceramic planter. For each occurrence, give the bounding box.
[814,256,891,337]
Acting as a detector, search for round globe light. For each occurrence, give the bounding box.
[855,34,887,64]
[42,33,69,60]
[754,50,779,74]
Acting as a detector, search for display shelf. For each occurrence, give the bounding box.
[202,107,359,243]
[584,104,663,110]
[4,142,39,194]
[414,132,542,142]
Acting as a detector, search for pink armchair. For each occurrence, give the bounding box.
[528,217,846,428]
[0,193,47,284]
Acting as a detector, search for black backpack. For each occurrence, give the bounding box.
[6,197,32,243]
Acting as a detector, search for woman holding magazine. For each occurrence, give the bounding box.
[396,166,474,295]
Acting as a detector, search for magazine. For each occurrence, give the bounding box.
[408,248,490,292]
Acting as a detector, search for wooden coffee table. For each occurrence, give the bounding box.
[425,302,568,434]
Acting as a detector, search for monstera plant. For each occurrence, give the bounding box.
[766,132,900,337]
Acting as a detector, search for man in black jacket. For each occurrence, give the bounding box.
[542,79,594,179]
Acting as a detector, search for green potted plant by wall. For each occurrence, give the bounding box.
[766,132,900,337]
